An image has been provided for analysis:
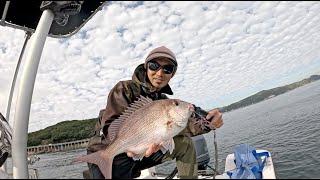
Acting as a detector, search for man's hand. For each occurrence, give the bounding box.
[127,143,161,158]
[206,109,223,129]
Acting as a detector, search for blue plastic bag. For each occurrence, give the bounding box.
[227,144,269,179]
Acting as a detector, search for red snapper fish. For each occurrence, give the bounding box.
[74,96,195,179]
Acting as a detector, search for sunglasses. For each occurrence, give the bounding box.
[148,61,175,74]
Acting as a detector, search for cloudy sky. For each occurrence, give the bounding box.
[0,1,320,132]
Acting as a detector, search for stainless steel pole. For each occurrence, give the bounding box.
[12,9,54,179]
[5,32,31,122]
[0,1,10,24]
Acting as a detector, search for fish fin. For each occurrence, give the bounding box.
[160,138,175,154]
[132,153,145,161]
[108,95,153,142]
[73,151,113,179]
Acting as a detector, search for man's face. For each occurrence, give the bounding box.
[147,57,175,90]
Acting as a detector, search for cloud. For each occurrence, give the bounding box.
[0,1,319,132]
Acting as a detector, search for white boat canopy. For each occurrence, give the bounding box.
[0,1,106,38]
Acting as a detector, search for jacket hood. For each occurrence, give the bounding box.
[132,64,173,95]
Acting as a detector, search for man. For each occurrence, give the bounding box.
[87,46,224,179]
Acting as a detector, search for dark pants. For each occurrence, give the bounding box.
[88,150,165,179]
[87,135,197,179]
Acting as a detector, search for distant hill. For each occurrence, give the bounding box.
[28,118,97,146]
[27,74,320,146]
[219,75,320,112]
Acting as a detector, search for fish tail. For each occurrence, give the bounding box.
[73,150,114,179]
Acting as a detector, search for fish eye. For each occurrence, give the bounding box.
[173,101,179,106]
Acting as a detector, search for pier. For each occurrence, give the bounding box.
[27,139,89,155]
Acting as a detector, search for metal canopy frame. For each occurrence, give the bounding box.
[0,0,106,38]
[0,1,107,178]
